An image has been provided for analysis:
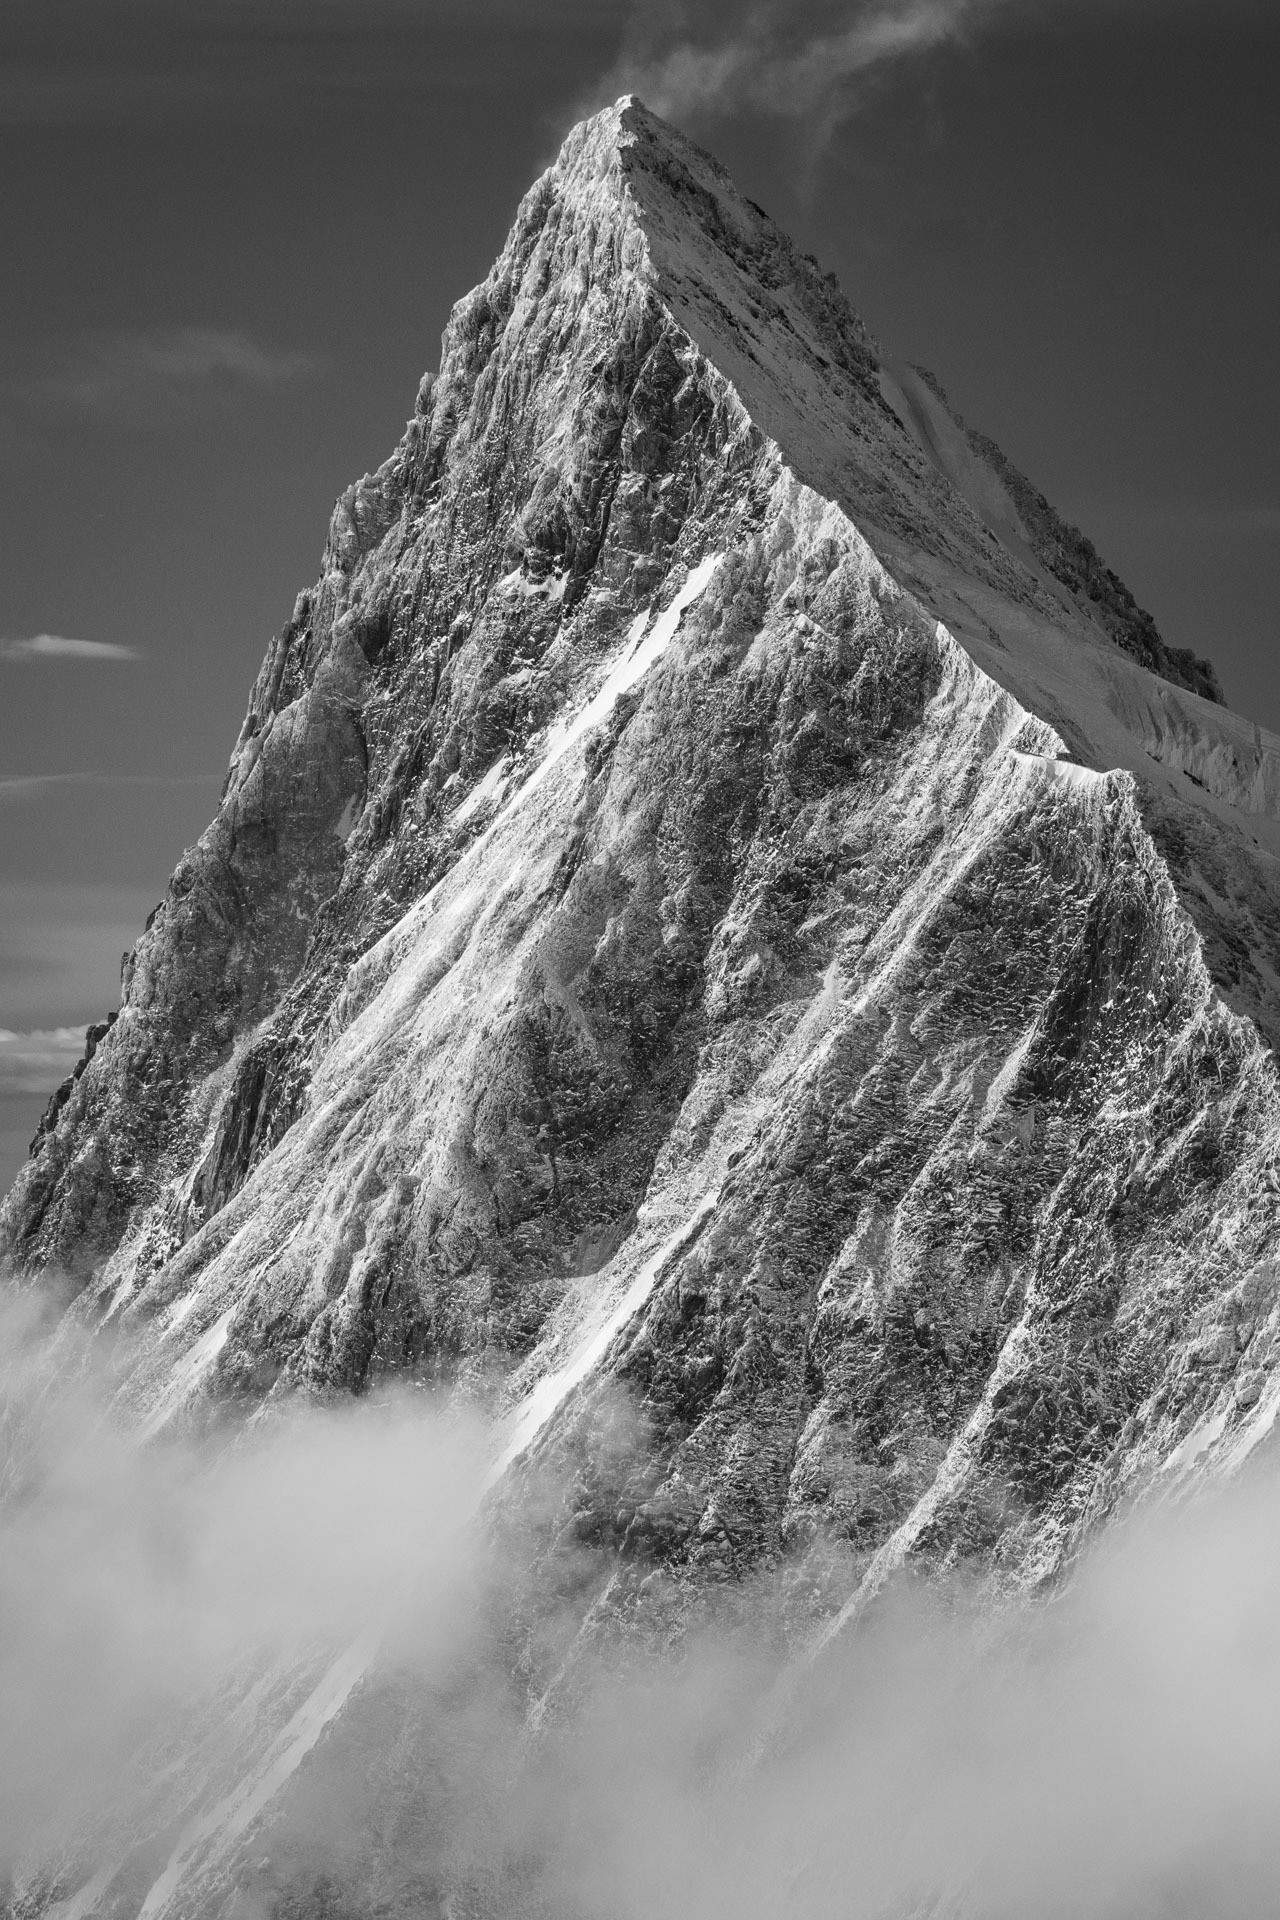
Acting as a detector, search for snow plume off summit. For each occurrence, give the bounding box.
[6,97,1280,1917]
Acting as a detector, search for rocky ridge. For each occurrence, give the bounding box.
[5,98,1280,1917]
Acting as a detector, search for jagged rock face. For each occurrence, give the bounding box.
[8,86,1280,1572]
[7,97,1280,1916]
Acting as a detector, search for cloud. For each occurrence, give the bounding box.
[599,0,999,129]
[8,1267,1280,1913]
[0,771,221,797]
[10,1294,1280,1917]
[0,634,140,663]
[0,1026,87,1097]
[0,1294,489,1864]
[496,1472,1280,1920]
[15,327,328,426]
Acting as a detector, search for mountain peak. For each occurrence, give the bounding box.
[10,100,1280,1916]
[536,93,853,314]
[551,91,870,324]
[551,91,726,180]
[535,95,1223,721]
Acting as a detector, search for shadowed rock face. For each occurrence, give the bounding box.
[7,97,1280,1918]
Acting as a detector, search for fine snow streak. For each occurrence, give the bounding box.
[481,548,721,834]
[133,1638,376,1920]
[329,551,722,1036]
[485,1185,722,1488]
[128,1188,722,1920]
[137,1308,235,1443]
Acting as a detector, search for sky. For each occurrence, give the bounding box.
[1,0,1276,1186]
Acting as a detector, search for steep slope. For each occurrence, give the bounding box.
[878,361,1223,705]
[7,97,1280,1917]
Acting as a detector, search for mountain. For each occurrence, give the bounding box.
[6,96,1280,1916]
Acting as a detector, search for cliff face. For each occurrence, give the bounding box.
[7,98,1280,1916]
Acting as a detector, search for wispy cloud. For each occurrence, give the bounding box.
[0,1026,87,1097]
[0,634,140,664]
[601,0,999,128]
[0,772,221,798]
[15,327,328,427]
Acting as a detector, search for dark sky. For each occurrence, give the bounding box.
[1,0,1277,1184]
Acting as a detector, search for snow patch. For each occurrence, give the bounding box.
[330,555,721,1033]
[980,1025,1039,1129]
[451,757,508,828]
[1219,1376,1280,1474]
[1007,748,1109,791]
[332,793,362,845]
[102,1272,136,1322]
[138,1306,234,1443]
[508,549,719,821]
[495,566,569,602]
[1161,1407,1229,1478]
[486,1186,721,1487]
[134,1637,376,1920]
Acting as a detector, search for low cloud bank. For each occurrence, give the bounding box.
[0,1289,488,1874]
[512,1481,1280,1919]
[5,1280,1280,1917]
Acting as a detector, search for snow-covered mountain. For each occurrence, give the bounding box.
[7,97,1280,1916]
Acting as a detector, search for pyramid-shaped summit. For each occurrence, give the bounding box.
[8,96,1280,1919]
[557,96,1222,706]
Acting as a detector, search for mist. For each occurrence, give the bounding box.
[0,1287,489,1876]
[6,1283,1280,1917]
[512,1478,1280,1920]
